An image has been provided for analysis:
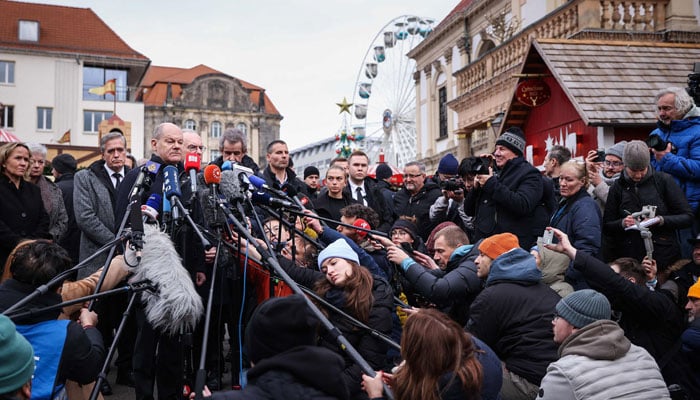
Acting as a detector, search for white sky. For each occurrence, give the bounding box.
[30,1,457,151]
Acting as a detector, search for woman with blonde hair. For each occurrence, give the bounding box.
[549,160,602,290]
[0,142,50,271]
[362,308,485,400]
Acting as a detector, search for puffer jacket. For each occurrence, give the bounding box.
[467,248,560,385]
[537,320,670,399]
[400,244,482,325]
[650,105,700,211]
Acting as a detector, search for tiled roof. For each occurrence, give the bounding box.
[0,0,147,60]
[140,64,279,115]
[433,0,474,32]
[532,39,700,125]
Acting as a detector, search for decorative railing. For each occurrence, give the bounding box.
[455,0,670,95]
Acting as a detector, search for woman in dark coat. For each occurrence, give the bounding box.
[280,239,394,400]
[0,142,50,272]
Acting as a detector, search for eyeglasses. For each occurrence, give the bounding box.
[391,230,409,237]
[603,160,623,167]
[403,173,423,179]
[187,145,207,152]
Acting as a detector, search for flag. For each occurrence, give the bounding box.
[58,129,70,144]
[88,79,116,96]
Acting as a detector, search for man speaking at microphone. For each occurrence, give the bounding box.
[116,122,208,400]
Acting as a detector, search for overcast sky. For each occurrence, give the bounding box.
[31,1,457,151]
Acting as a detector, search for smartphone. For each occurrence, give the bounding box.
[592,150,606,163]
[400,242,413,255]
[542,229,554,245]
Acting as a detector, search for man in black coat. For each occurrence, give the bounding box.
[344,151,394,233]
[464,127,553,250]
[393,161,442,241]
[52,153,80,265]
[257,140,305,196]
[209,128,260,174]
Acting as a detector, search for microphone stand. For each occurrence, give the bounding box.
[272,207,390,239]
[170,195,212,250]
[2,232,132,316]
[219,206,395,400]
[193,237,223,400]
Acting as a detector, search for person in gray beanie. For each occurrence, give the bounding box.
[465,126,554,250]
[538,289,670,399]
[603,139,693,269]
[0,315,34,400]
[586,141,627,212]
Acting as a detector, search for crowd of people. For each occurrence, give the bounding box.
[0,86,699,400]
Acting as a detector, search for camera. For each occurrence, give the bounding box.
[646,134,678,154]
[470,156,493,175]
[592,150,606,163]
[440,177,465,192]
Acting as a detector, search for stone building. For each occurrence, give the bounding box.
[409,0,700,171]
[138,64,282,165]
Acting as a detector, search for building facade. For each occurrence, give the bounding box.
[138,65,282,166]
[409,0,700,171]
[0,0,149,162]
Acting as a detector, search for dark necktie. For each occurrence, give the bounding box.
[355,186,365,205]
[113,172,122,190]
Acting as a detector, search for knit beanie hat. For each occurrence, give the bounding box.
[390,219,419,243]
[688,280,700,300]
[245,294,318,364]
[304,166,320,179]
[51,153,77,174]
[0,315,34,394]
[478,232,519,260]
[437,153,459,175]
[622,140,651,170]
[495,127,526,156]
[605,141,627,160]
[375,163,393,180]
[317,239,359,269]
[556,289,611,328]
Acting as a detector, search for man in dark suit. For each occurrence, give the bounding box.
[345,150,394,233]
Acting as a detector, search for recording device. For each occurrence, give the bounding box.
[129,160,161,198]
[646,134,677,154]
[470,156,493,175]
[439,177,465,192]
[251,191,300,209]
[220,169,247,203]
[201,165,224,228]
[130,224,204,335]
[399,241,414,255]
[184,152,201,194]
[592,150,606,163]
[542,228,554,245]
[128,193,145,262]
[163,165,182,220]
[141,193,161,223]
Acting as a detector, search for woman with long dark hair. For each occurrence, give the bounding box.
[362,308,484,400]
[280,238,394,399]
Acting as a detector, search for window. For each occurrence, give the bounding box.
[37,107,52,130]
[210,150,221,162]
[211,121,222,138]
[236,122,247,135]
[83,66,127,101]
[18,20,39,42]
[184,119,196,130]
[438,86,447,139]
[1,105,13,128]
[83,110,113,133]
[0,61,14,84]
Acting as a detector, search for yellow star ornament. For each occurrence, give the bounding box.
[336,97,353,114]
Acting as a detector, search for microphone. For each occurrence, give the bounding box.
[221,160,233,171]
[129,160,161,198]
[200,165,224,228]
[232,164,255,190]
[220,169,246,204]
[163,165,182,220]
[130,225,204,335]
[141,193,161,223]
[184,152,201,195]
[251,191,300,209]
[203,165,221,192]
[128,194,145,262]
[248,174,294,199]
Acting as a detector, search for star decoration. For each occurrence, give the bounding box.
[336,97,353,114]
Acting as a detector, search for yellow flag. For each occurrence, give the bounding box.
[88,79,116,96]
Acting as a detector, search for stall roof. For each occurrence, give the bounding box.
[515,39,700,126]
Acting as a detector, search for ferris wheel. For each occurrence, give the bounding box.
[350,15,435,167]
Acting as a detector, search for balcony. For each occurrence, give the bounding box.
[449,0,689,133]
